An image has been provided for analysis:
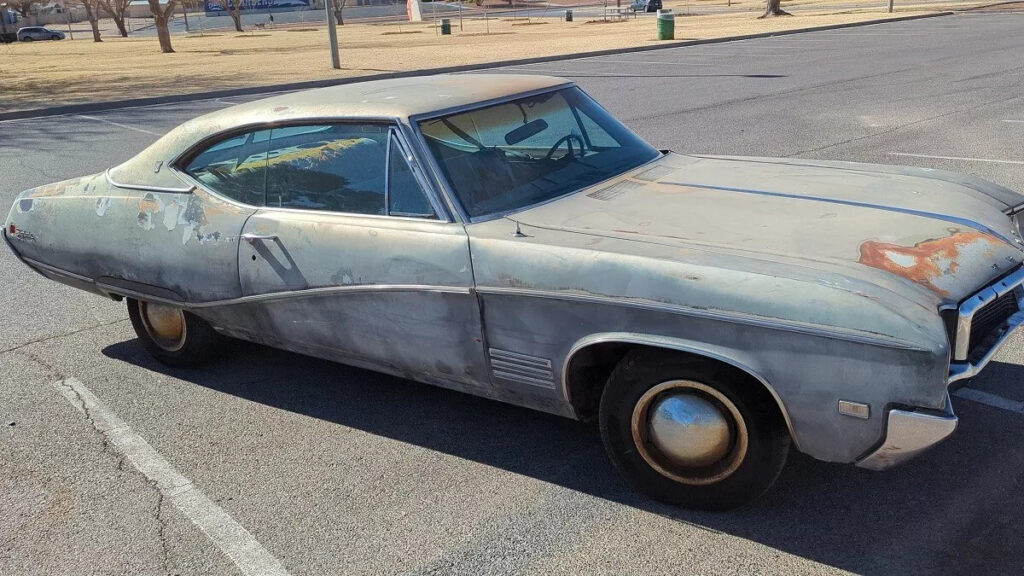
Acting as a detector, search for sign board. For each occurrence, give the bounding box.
[204,0,310,14]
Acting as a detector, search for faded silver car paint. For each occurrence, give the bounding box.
[6,74,1024,471]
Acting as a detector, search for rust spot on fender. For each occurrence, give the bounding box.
[858,231,1000,296]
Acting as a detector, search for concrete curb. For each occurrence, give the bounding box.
[0,10,953,122]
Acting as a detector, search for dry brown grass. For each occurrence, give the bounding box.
[0,0,978,113]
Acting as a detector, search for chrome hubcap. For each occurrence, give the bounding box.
[631,380,748,485]
[139,301,186,352]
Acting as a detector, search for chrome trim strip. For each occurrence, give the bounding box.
[105,169,194,194]
[493,371,556,389]
[89,277,473,310]
[949,309,1024,383]
[490,359,553,378]
[477,286,929,351]
[661,180,1017,246]
[23,257,95,283]
[488,348,553,368]
[856,399,958,470]
[561,331,800,451]
[953,266,1024,361]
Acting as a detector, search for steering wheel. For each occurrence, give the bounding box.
[544,134,586,161]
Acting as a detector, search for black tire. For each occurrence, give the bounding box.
[599,349,790,511]
[127,298,223,368]
[51,35,61,40]
[22,37,33,42]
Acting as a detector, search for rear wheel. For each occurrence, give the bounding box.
[599,349,790,510]
[127,298,223,367]
[22,37,33,42]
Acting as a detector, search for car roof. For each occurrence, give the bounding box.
[109,74,573,190]
[215,74,572,122]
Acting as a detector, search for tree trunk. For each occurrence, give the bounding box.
[112,14,128,36]
[333,0,344,25]
[759,0,790,17]
[153,13,174,52]
[230,10,242,31]
[83,2,102,41]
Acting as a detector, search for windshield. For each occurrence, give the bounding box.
[418,87,660,219]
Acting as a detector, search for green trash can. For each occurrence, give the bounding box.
[441,18,451,35]
[657,9,674,41]
[565,9,573,22]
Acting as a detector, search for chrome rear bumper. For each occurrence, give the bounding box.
[856,398,958,471]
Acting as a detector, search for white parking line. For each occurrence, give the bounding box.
[954,387,1024,415]
[75,114,162,136]
[1003,119,1024,123]
[52,378,291,576]
[888,152,1024,165]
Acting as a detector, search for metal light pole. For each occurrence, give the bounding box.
[325,0,340,69]
[888,0,893,12]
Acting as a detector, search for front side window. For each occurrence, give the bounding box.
[418,86,659,219]
[183,129,271,206]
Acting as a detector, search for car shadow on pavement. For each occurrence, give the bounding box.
[104,339,1024,575]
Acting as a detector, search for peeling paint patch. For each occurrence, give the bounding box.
[162,201,181,231]
[18,198,34,213]
[95,197,111,217]
[137,193,163,231]
[178,196,209,245]
[859,231,1000,296]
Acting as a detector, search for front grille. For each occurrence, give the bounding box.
[967,290,1020,363]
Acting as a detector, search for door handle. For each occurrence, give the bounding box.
[242,233,278,243]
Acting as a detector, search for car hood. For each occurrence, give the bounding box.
[511,153,1024,305]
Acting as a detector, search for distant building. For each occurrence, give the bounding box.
[128,0,169,18]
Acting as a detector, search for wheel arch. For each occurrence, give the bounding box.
[561,332,800,451]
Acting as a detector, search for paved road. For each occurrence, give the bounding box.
[3,12,1024,576]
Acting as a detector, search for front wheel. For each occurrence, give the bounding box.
[127,298,223,367]
[599,349,790,510]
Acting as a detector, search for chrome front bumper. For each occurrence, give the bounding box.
[856,398,958,471]
[948,266,1024,384]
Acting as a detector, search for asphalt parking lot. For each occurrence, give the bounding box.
[3,11,1024,575]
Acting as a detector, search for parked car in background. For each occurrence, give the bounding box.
[6,74,1024,510]
[632,0,662,12]
[17,26,65,41]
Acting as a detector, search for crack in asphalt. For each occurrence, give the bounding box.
[0,318,131,355]
[46,375,175,574]
[154,487,171,574]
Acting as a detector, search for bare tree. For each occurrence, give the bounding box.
[332,0,346,25]
[74,0,103,41]
[759,0,790,18]
[148,0,180,53]
[216,0,243,32]
[7,0,37,18]
[99,0,131,36]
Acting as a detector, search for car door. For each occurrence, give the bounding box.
[234,122,490,392]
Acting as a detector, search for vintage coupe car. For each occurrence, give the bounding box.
[6,75,1024,509]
